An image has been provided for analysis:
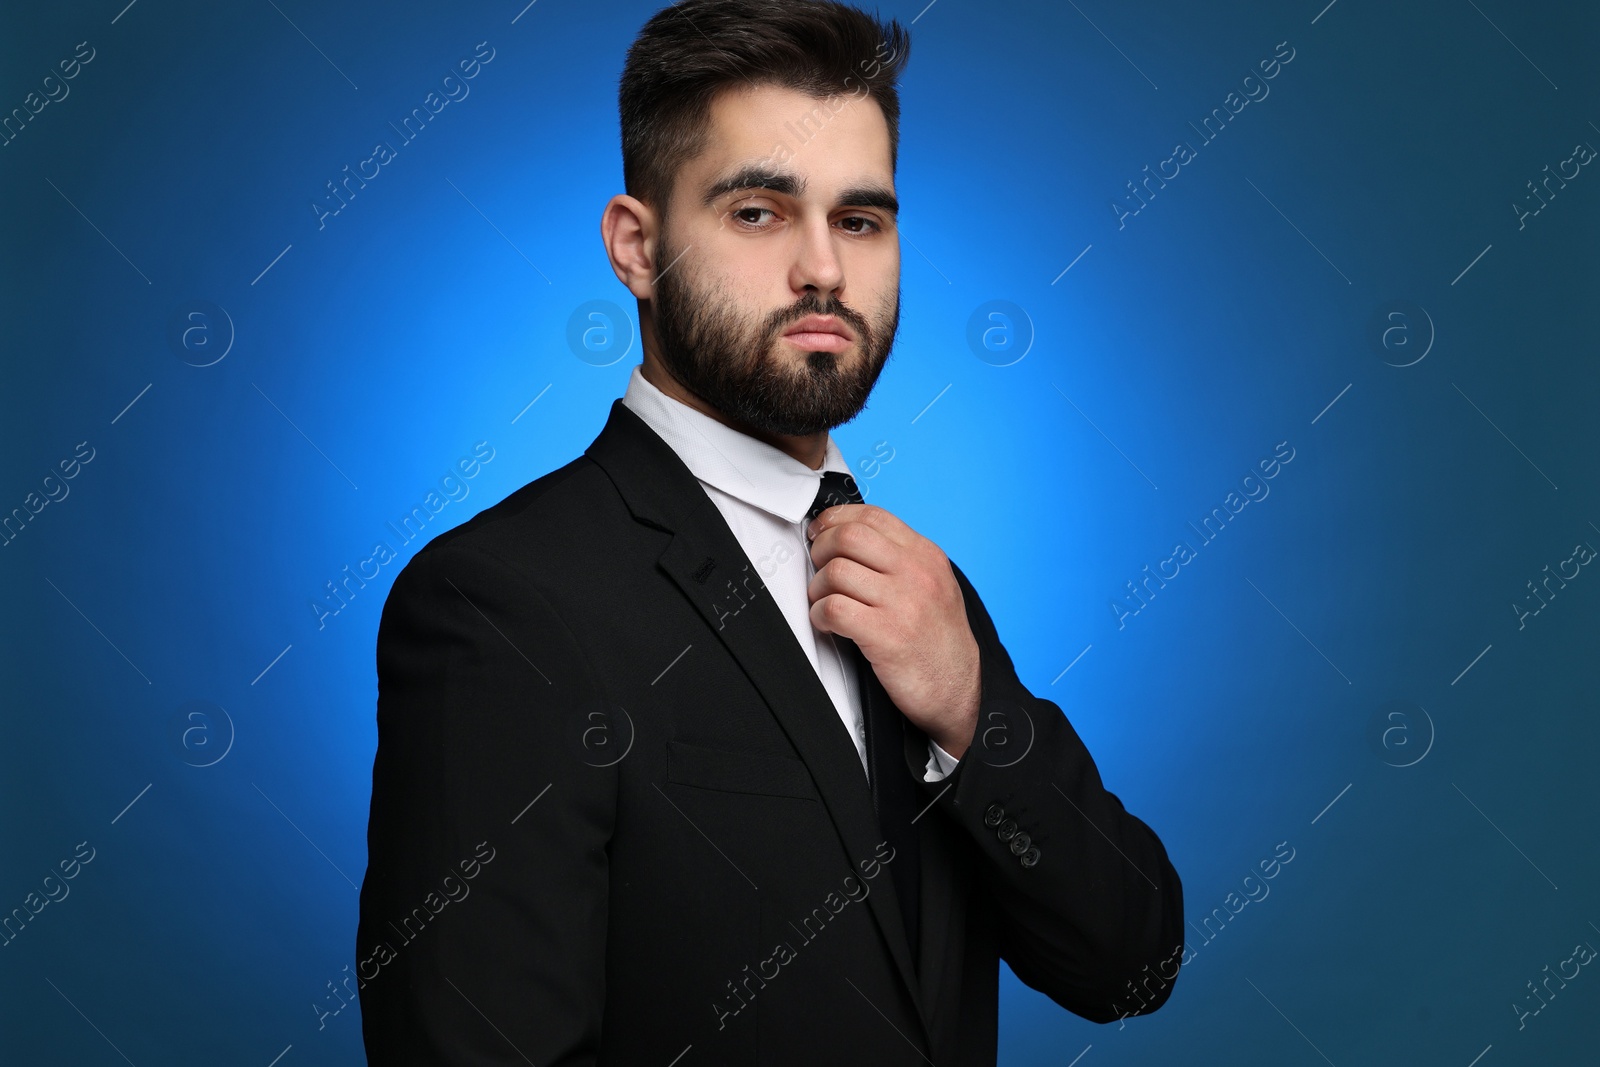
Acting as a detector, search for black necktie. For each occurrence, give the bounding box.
[806,470,921,969]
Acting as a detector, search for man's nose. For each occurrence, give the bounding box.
[789,214,845,295]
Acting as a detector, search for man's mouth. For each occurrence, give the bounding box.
[783,315,855,351]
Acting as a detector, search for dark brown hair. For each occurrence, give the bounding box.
[619,0,911,220]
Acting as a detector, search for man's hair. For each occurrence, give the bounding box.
[619,0,911,220]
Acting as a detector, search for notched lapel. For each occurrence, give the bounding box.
[586,400,931,1038]
[658,510,931,1036]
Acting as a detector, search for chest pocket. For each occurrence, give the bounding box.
[667,740,821,801]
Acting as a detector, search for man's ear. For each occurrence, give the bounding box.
[600,194,660,300]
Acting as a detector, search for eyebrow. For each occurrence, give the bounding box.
[700,164,899,218]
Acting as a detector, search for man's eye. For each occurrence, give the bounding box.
[839,215,881,234]
[731,206,776,228]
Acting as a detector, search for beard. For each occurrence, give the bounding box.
[648,230,899,438]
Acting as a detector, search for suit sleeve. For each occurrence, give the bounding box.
[909,559,1184,1024]
[357,540,617,1064]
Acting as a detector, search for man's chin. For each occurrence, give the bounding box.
[725,395,865,440]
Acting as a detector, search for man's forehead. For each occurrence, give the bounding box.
[683,84,894,197]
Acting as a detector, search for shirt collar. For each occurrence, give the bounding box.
[621,362,850,525]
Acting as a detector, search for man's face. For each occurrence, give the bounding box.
[648,83,901,438]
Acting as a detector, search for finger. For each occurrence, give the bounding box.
[806,502,917,549]
[809,590,872,645]
[807,554,888,610]
[808,515,901,576]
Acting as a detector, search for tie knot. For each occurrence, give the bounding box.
[807,470,862,526]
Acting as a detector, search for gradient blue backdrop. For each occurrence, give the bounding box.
[3,0,1597,1063]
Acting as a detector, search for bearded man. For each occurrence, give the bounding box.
[356,2,1184,1063]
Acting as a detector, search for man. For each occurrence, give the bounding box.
[356,1,1184,1062]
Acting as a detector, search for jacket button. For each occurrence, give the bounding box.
[983,803,1005,828]
[1008,832,1031,855]
[997,818,1018,842]
[1019,846,1041,868]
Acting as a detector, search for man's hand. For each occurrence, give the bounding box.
[806,502,981,759]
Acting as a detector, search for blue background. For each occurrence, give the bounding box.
[3,0,1597,1063]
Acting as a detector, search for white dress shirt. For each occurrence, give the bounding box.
[621,363,960,783]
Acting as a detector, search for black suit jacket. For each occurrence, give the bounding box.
[357,398,1184,1064]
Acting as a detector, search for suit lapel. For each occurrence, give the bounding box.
[586,399,933,1039]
